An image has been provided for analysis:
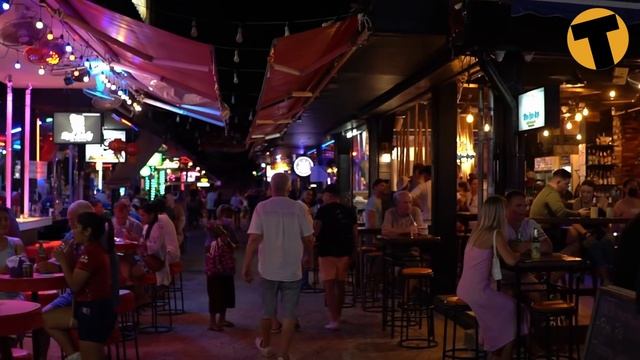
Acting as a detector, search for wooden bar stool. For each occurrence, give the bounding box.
[360,249,383,313]
[397,267,438,349]
[530,300,579,360]
[434,295,487,359]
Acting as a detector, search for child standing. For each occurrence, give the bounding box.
[205,214,236,331]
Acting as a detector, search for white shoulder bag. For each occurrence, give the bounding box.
[491,230,503,281]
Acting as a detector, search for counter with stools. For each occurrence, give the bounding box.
[397,267,437,349]
[434,295,486,360]
[530,300,579,360]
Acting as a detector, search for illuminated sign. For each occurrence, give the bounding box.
[293,156,313,177]
[53,113,102,144]
[86,130,126,163]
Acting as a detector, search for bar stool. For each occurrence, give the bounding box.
[434,295,487,359]
[138,273,173,334]
[341,264,357,309]
[360,249,384,313]
[530,300,579,360]
[158,262,185,315]
[397,267,438,349]
[116,289,140,360]
[382,255,410,337]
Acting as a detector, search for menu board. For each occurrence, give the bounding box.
[583,286,640,360]
[518,87,546,131]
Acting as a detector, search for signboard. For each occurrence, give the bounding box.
[53,112,102,144]
[584,286,640,360]
[85,130,126,163]
[534,156,558,172]
[518,87,545,131]
[293,156,313,177]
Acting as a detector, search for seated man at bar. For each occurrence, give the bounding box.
[530,169,589,250]
[364,179,387,229]
[504,191,552,301]
[568,180,615,285]
[381,191,424,237]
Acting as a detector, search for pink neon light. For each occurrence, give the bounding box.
[23,85,31,218]
[5,81,12,209]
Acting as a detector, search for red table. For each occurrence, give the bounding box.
[0,273,66,303]
[115,239,140,254]
[0,300,43,336]
[25,241,63,260]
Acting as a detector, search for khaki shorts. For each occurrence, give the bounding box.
[318,256,350,282]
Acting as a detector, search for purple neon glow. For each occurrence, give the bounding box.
[24,86,31,218]
[5,82,11,209]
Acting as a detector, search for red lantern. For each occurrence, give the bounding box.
[125,143,139,157]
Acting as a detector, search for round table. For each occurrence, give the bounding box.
[115,239,140,254]
[0,300,43,336]
[0,273,66,293]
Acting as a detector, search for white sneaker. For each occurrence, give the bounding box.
[255,337,275,357]
[65,353,81,360]
[324,321,340,331]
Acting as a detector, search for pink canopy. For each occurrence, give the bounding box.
[249,16,366,142]
[50,0,227,121]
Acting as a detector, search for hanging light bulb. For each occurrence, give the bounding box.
[284,23,290,36]
[46,30,54,41]
[35,18,44,29]
[483,123,491,132]
[235,25,243,43]
[38,66,45,75]
[575,112,583,122]
[73,69,80,77]
[609,90,616,98]
[576,133,583,141]
[69,53,76,61]
[190,19,198,38]
[233,71,239,84]
[1,1,10,11]
[117,90,123,96]
[582,107,589,116]
[249,111,253,121]
[126,98,132,105]
[65,42,72,53]
[465,113,474,123]
[542,129,550,137]
[82,74,89,83]
[231,94,236,104]
[566,121,573,130]
[110,84,117,91]
[233,49,240,63]
[14,60,21,70]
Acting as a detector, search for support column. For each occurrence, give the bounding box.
[335,134,352,202]
[23,85,31,218]
[431,80,458,293]
[366,117,379,194]
[5,78,12,209]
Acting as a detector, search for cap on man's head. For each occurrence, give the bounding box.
[323,184,340,197]
[373,178,389,187]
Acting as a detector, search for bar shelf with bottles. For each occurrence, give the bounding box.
[586,143,617,185]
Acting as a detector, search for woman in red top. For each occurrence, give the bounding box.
[52,212,117,360]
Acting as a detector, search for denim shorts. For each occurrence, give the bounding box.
[261,278,302,320]
[43,290,73,312]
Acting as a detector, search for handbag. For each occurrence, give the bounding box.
[143,254,165,272]
[491,230,503,281]
[206,239,235,276]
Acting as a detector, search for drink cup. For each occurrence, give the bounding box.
[590,207,599,219]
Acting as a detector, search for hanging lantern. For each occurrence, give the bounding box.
[190,19,198,38]
[233,49,240,63]
[235,25,243,43]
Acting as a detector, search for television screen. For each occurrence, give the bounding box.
[518,87,546,131]
[85,130,126,163]
[53,112,102,144]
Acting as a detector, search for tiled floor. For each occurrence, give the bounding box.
[36,226,593,359]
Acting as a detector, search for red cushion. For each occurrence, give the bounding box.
[116,289,136,314]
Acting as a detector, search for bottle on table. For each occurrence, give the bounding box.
[531,228,541,259]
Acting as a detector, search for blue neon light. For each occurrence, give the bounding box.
[11,127,22,134]
[45,117,53,123]
[321,140,335,148]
